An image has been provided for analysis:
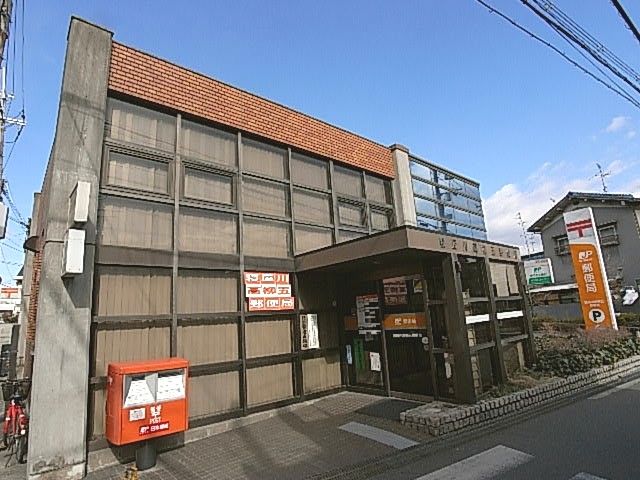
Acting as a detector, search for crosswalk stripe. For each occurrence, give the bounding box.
[589,377,640,400]
[413,445,533,480]
[568,473,608,480]
[338,421,418,450]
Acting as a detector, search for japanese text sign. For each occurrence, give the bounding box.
[244,272,295,312]
[563,208,617,330]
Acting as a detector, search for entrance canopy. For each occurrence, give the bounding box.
[295,226,521,273]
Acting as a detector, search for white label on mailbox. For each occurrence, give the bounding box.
[157,373,185,402]
[129,408,145,422]
[124,379,155,408]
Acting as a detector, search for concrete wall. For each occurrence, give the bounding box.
[27,18,111,479]
[390,145,417,227]
[541,205,640,288]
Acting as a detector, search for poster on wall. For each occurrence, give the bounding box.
[300,314,320,350]
[563,208,617,330]
[245,272,295,312]
[370,352,381,372]
[383,278,408,305]
[356,294,379,327]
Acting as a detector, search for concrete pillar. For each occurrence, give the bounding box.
[27,18,112,479]
[389,144,417,227]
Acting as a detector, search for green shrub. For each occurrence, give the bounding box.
[616,313,640,329]
[534,326,640,377]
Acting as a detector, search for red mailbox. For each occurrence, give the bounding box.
[106,358,189,446]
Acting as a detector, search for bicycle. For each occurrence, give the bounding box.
[1,378,30,466]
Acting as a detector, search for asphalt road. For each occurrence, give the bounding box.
[370,376,640,480]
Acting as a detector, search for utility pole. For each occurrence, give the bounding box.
[0,0,25,239]
[594,163,611,193]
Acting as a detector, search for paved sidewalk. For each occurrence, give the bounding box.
[85,392,432,480]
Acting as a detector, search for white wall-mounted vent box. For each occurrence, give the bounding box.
[69,181,90,224]
[62,229,85,277]
[0,203,8,240]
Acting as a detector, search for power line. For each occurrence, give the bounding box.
[610,0,640,45]
[521,1,640,97]
[474,0,640,110]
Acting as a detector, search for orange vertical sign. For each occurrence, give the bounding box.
[564,208,617,330]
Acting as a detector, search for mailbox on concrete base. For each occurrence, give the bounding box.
[106,358,189,469]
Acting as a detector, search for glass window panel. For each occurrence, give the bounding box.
[179,208,237,255]
[293,189,331,225]
[417,216,443,232]
[412,179,436,198]
[291,153,328,189]
[338,201,366,227]
[415,197,439,217]
[366,175,390,204]
[180,120,237,167]
[243,177,288,218]
[177,270,238,314]
[460,256,488,298]
[371,209,391,231]
[295,224,333,254]
[454,209,471,225]
[409,161,435,181]
[469,212,486,229]
[468,198,484,214]
[107,98,175,152]
[106,151,169,194]
[244,218,291,258]
[183,167,233,205]
[465,182,481,199]
[338,229,365,243]
[242,138,287,179]
[456,225,475,238]
[98,196,172,250]
[333,165,363,197]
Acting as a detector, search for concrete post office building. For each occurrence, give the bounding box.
[23,18,535,478]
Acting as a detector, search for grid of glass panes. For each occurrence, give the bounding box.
[410,157,487,240]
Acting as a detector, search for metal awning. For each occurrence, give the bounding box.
[294,226,521,273]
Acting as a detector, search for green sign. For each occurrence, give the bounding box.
[529,276,552,285]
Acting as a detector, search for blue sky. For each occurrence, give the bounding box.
[3,1,640,282]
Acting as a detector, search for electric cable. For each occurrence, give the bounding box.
[474,0,640,110]
[610,0,640,45]
[522,0,640,96]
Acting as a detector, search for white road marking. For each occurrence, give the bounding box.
[338,421,418,450]
[588,377,640,400]
[569,473,608,480]
[413,445,533,480]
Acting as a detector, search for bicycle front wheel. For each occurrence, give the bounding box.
[16,435,26,463]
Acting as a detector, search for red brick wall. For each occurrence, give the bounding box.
[23,249,41,379]
[108,43,394,178]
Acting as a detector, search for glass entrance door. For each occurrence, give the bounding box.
[382,276,434,397]
[343,281,385,391]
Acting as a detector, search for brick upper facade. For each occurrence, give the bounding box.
[108,43,395,178]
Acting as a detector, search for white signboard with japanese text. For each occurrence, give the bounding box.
[244,272,295,311]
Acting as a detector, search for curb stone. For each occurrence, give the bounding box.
[400,355,640,436]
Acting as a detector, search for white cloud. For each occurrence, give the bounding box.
[627,130,636,140]
[605,116,630,133]
[483,159,638,253]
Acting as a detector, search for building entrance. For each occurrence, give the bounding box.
[342,274,435,398]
